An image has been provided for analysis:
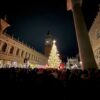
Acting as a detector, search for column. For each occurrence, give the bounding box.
[6,44,11,54]
[22,51,25,58]
[0,41,4,51]
[13,47,17,56]
[18,49,22,57]
[67,0,97,69]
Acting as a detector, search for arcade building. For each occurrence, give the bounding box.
[0,18,48,68]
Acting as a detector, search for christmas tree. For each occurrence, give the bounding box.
[48,40,61,68]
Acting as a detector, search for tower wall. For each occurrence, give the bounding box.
[44,31,53,57]
[44,45,52,57]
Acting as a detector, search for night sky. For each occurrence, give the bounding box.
[0,0,100,62]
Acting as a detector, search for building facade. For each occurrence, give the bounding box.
[66,57,81,69]
[89,7,100,68]
[0,18,47,68]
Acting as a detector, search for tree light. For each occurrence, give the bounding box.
[53,40,56,44]
[48,40,61,68]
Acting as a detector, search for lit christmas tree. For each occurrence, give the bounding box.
[48,40,61,69]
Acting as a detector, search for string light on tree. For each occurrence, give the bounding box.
[48,40,62,68]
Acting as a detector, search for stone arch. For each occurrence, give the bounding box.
[2,42,7,52]
[10,46,14,54]
[16,48,20,56]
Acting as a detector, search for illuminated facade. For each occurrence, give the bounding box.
[0,18,47,68]
[89,7,100,68]
[67,57,79,66]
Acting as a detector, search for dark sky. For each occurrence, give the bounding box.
[0,0,100,62]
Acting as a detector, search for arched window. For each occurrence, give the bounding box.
[16,48,19,56]
[2,43,7,52]
[10,46,14,54]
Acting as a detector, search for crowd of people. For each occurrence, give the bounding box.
[0,67,99,99]
[0,67,100,82]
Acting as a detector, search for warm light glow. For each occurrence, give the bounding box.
[53,40,56,44]
[80,61,82,65]
[57,54,59,56]
[48,40,61,68]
